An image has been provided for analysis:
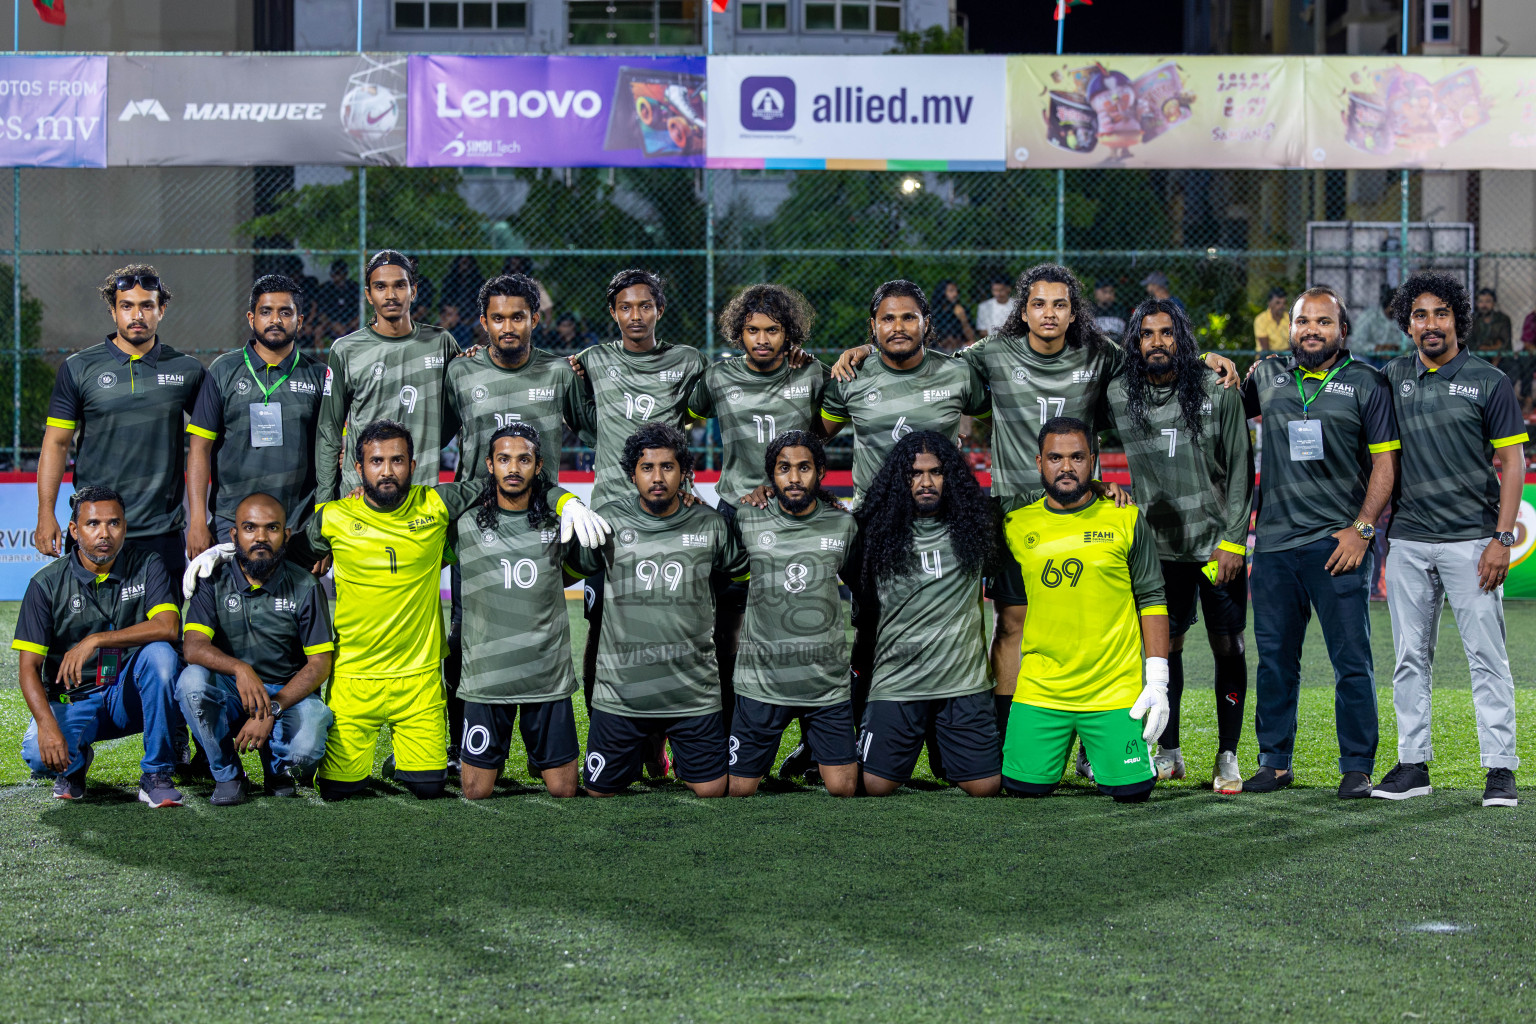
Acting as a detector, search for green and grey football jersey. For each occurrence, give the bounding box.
[1101,367,1253,562]
[821,350,990,504]
[687,356,828,503]
[960,333,1124,499]
[576,340,707,508]
[187,341,329,533]
[733,500,857,707]
[452,504,581,704]
[568,498,749,718]
[865,517,990,702]
[184,559,334,689]
[46,337,205,538]
[447,346,590,487]
[1383,347,1528,543]
[1241,353,1400,552]
[315,323,461,502]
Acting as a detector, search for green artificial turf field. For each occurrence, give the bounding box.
[0,599,1533,1022]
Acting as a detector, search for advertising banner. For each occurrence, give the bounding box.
[707,55,1006,170]
[1006,55,1304,169]
[408,55,706,168]
[0,482,72,601]
[1305,57,1536,170]
[1499,484,1536,599]
[107,53,406,166]
[0,55,107,168]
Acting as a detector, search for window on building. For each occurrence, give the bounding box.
[803,0,899,32]
[739,1,788,30]
[1424,0,1452,43]
[394,1,528,30]
[567,1,702,45]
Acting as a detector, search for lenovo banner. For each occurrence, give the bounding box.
[408,55,707,168]
[0,55,107,168]
[107,54,406,166]
[706,55,1006,170]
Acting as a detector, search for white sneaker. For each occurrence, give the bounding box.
[1213,750,1243,794]
[1153,746,1186,781]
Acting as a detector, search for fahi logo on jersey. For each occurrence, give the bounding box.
[406,514,437,532]
[274,597,299,613]
[781,383,811,399]
[1323,381,1355,398]
[819,536,845,551]
[288,379,317,395]
[540,529,558,544]
[527,387,555,402]
[1449,383,1480,399]
[1082,530,1115,544]
[157,373,185,386]
[921,388,952,402]
[681,533,710,547]
[658,369,685,383]
[1071,370,1098,384]
[424,355,445,370]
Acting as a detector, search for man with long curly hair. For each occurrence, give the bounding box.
[1372,274,1525,808]
[450,424,585,800]
[998,417,1170,804]
[852,430,1000,797]
[1101,299,1253,792]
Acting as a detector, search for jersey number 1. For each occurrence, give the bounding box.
[385,546,397,574]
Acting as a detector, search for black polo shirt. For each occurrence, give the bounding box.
[1384,346,1528,543]
[1241,352,1401,552]
[47,336,205,538]
[184,559,334,688]
[11,543,178,697]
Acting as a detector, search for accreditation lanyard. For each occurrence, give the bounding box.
[243,348,294,404]
[1293,356,1351,420]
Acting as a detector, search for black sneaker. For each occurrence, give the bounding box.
[1483,767,1518,808]
[1371,762,1431,801]
[209,775,249,807]
[1242,766,1292,793]
[446,746,462,778]
[52,745,94,800]
[258,746,297,797]
[777,742,814,780]
[1337,771,1373,799]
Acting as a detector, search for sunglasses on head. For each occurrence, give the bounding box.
[114,273,160,294]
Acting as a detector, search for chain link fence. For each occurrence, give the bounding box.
[6,163,1534,473]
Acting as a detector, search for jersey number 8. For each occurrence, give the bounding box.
[1040,557,1083,588]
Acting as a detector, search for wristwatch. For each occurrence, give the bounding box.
[268,699,283,720]
[1352,519,1375,541]
[1497,531,1517,547]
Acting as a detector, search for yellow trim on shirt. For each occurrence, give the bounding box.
[11,639,47,656]
[186,424,218,440]
[1367,440,1402,454]
[1138,604,1169,617]
[1492,433,1529,449]
[685,406,704,420]
[1300,368,1328,380]
[146,603,179,620]
[183,623,216,639]
[45,417,77,430]
[820,410,849,423]
[302,641,336,656]
[731,571,752,583]
[1216,540,1247,556]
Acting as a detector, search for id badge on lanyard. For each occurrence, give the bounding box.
[249,402,284,448]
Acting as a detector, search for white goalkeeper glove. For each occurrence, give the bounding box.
[1130,656,1171,744]
[559,498,612,549]
[183,542,236,600]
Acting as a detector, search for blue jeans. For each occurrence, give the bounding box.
[1252,537,1378,774]
[22,641,183,777]
[175,665,334,783]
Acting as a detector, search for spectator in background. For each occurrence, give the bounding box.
[439,303,476,350]
[1141,271,1186,315]
[974,275,1014,338]
[1093,279,1126,339]
[929,280,975,352]
[1351,285,1404,360]
[1253,287,1290,353]
[1471,288,1512,356]
[314,260,358,341]
[550,312,596,355]
[408,255,436,325]
[441,255,484,321]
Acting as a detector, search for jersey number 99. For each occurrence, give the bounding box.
[636,559,683,591]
